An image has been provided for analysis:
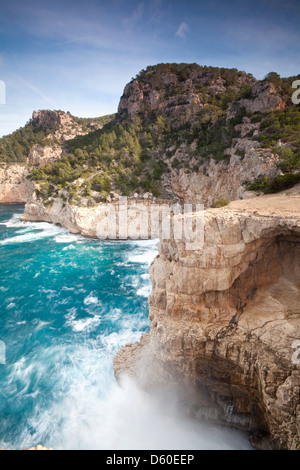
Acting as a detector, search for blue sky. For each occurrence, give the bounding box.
[0,0,299,137]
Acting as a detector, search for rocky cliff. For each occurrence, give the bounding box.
[1,64,300,450]
[118,66,289,205]
[22,194,163,239]
[21,64,299,226]
[0,164,33,203]
[0,110,91,203]
[31,110,88,142]
[118,64,257,122]
[114,187,300,450]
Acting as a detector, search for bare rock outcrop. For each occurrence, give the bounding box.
[27,144,63,167]
[118,66,256,124]
[117,69,285,205]
[32,110,87,142]
[114,189,300,450]
[0,164,33,203]
[227,81,285,120]
[169,140,280,205]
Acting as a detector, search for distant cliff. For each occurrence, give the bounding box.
[1,65,290,228]
[0,110,113,203]
[1,64,299,212]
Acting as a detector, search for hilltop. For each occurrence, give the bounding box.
[0,63,300,210]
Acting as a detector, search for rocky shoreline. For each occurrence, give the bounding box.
[1,67,299,450]
[1,185,299,450]
[114,187,300,450]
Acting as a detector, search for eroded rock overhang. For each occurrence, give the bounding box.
[114,191,300,450]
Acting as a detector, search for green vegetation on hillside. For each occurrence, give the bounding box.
[69,113,116,132]
[30,116,168,202]
[29,89,252,202]
[252,106,300,173]
[263,72,300,101]
[0,121,55,163]
[0,112,116,164]
[135,63,254,89]
[253,106,300,150]
[248,173,300,194]
[2,63,300,204]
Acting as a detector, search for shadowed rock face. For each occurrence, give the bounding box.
[114,191,300,450]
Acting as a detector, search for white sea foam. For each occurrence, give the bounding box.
[64,307,101,332]
[32,319,51,332]
[127,239,158,265]
[0,212,24,229]
[62,244,76,251]
[1,313,251,451]
[12,340,251,450]
[0,213,72,245]
[136,284,152,297]
[6,303,16,310]
[0,214,251,450]
[83,293,100,306]
[55,234,81,243]
[0,224,65,245]
[141,273,150,280]
[68,316,101,333]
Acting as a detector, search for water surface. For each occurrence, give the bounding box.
[0,204,251,450]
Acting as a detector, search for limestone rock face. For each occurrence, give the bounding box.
[170,143,280,206]
[32,110,87,142]
[118,70,283,128]
[227,81,285,120]
[22,196,160,239]
[118,68,256,124]
[27,144,62,167]
[118,71,285,206]
[0,164,33,203]
[114,190,300,450]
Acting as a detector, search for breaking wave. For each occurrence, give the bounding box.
[0,204,251,450]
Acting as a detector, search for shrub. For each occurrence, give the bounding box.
[211,198,230,208]
[248,173,300,193]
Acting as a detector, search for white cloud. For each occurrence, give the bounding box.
[176,22,189,39]
[123,2,145,29]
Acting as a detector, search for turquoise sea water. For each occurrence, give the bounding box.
[0,204,251,450]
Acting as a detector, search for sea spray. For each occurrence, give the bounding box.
[0,204,251,450]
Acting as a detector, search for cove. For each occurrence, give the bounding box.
[0,203,251,450]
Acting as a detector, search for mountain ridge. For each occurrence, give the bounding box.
[0,63,299,210]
